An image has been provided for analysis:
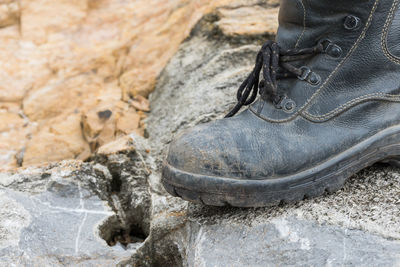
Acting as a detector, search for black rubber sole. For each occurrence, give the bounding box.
[162,125,400,207]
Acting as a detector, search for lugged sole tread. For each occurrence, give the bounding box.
[163,179,344,207]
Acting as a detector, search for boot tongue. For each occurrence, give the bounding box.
[276,0,307,50]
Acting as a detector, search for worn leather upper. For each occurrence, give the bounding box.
[166,0,400,179]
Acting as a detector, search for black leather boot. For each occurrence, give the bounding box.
[162,0,400,207]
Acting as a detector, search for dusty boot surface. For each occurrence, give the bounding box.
[162,0,400,207]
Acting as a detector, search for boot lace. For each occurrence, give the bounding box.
[225,40,325,118]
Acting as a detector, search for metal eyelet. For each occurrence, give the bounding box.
[298,66,321,86]
[344,15,361,30]
[298,66,312,81]
[281,98,296,113]
[308,72,321,85]
[319,39,342,58]
[274,96,296,113]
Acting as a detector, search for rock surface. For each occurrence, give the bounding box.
[0,133,155,266]
[0,162,134,266]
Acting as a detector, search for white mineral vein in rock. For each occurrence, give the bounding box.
[75,182,88,255]
[31,195,113,215]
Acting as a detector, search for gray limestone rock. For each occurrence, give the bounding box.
[0,134,153,266]
[0,165,132,266]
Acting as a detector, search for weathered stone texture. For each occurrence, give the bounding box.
[0,134,153,266]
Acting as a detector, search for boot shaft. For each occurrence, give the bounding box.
[252,0,400,123]
[277,0,377,49]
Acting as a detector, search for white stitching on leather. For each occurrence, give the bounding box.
[302,0,400,121]
[300,0,380,114]
[381,0,400,64]
[250,0,381,123]
[295,0,307,48]
[302,93,400,122]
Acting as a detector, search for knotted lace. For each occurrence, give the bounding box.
[225,40,324,118]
